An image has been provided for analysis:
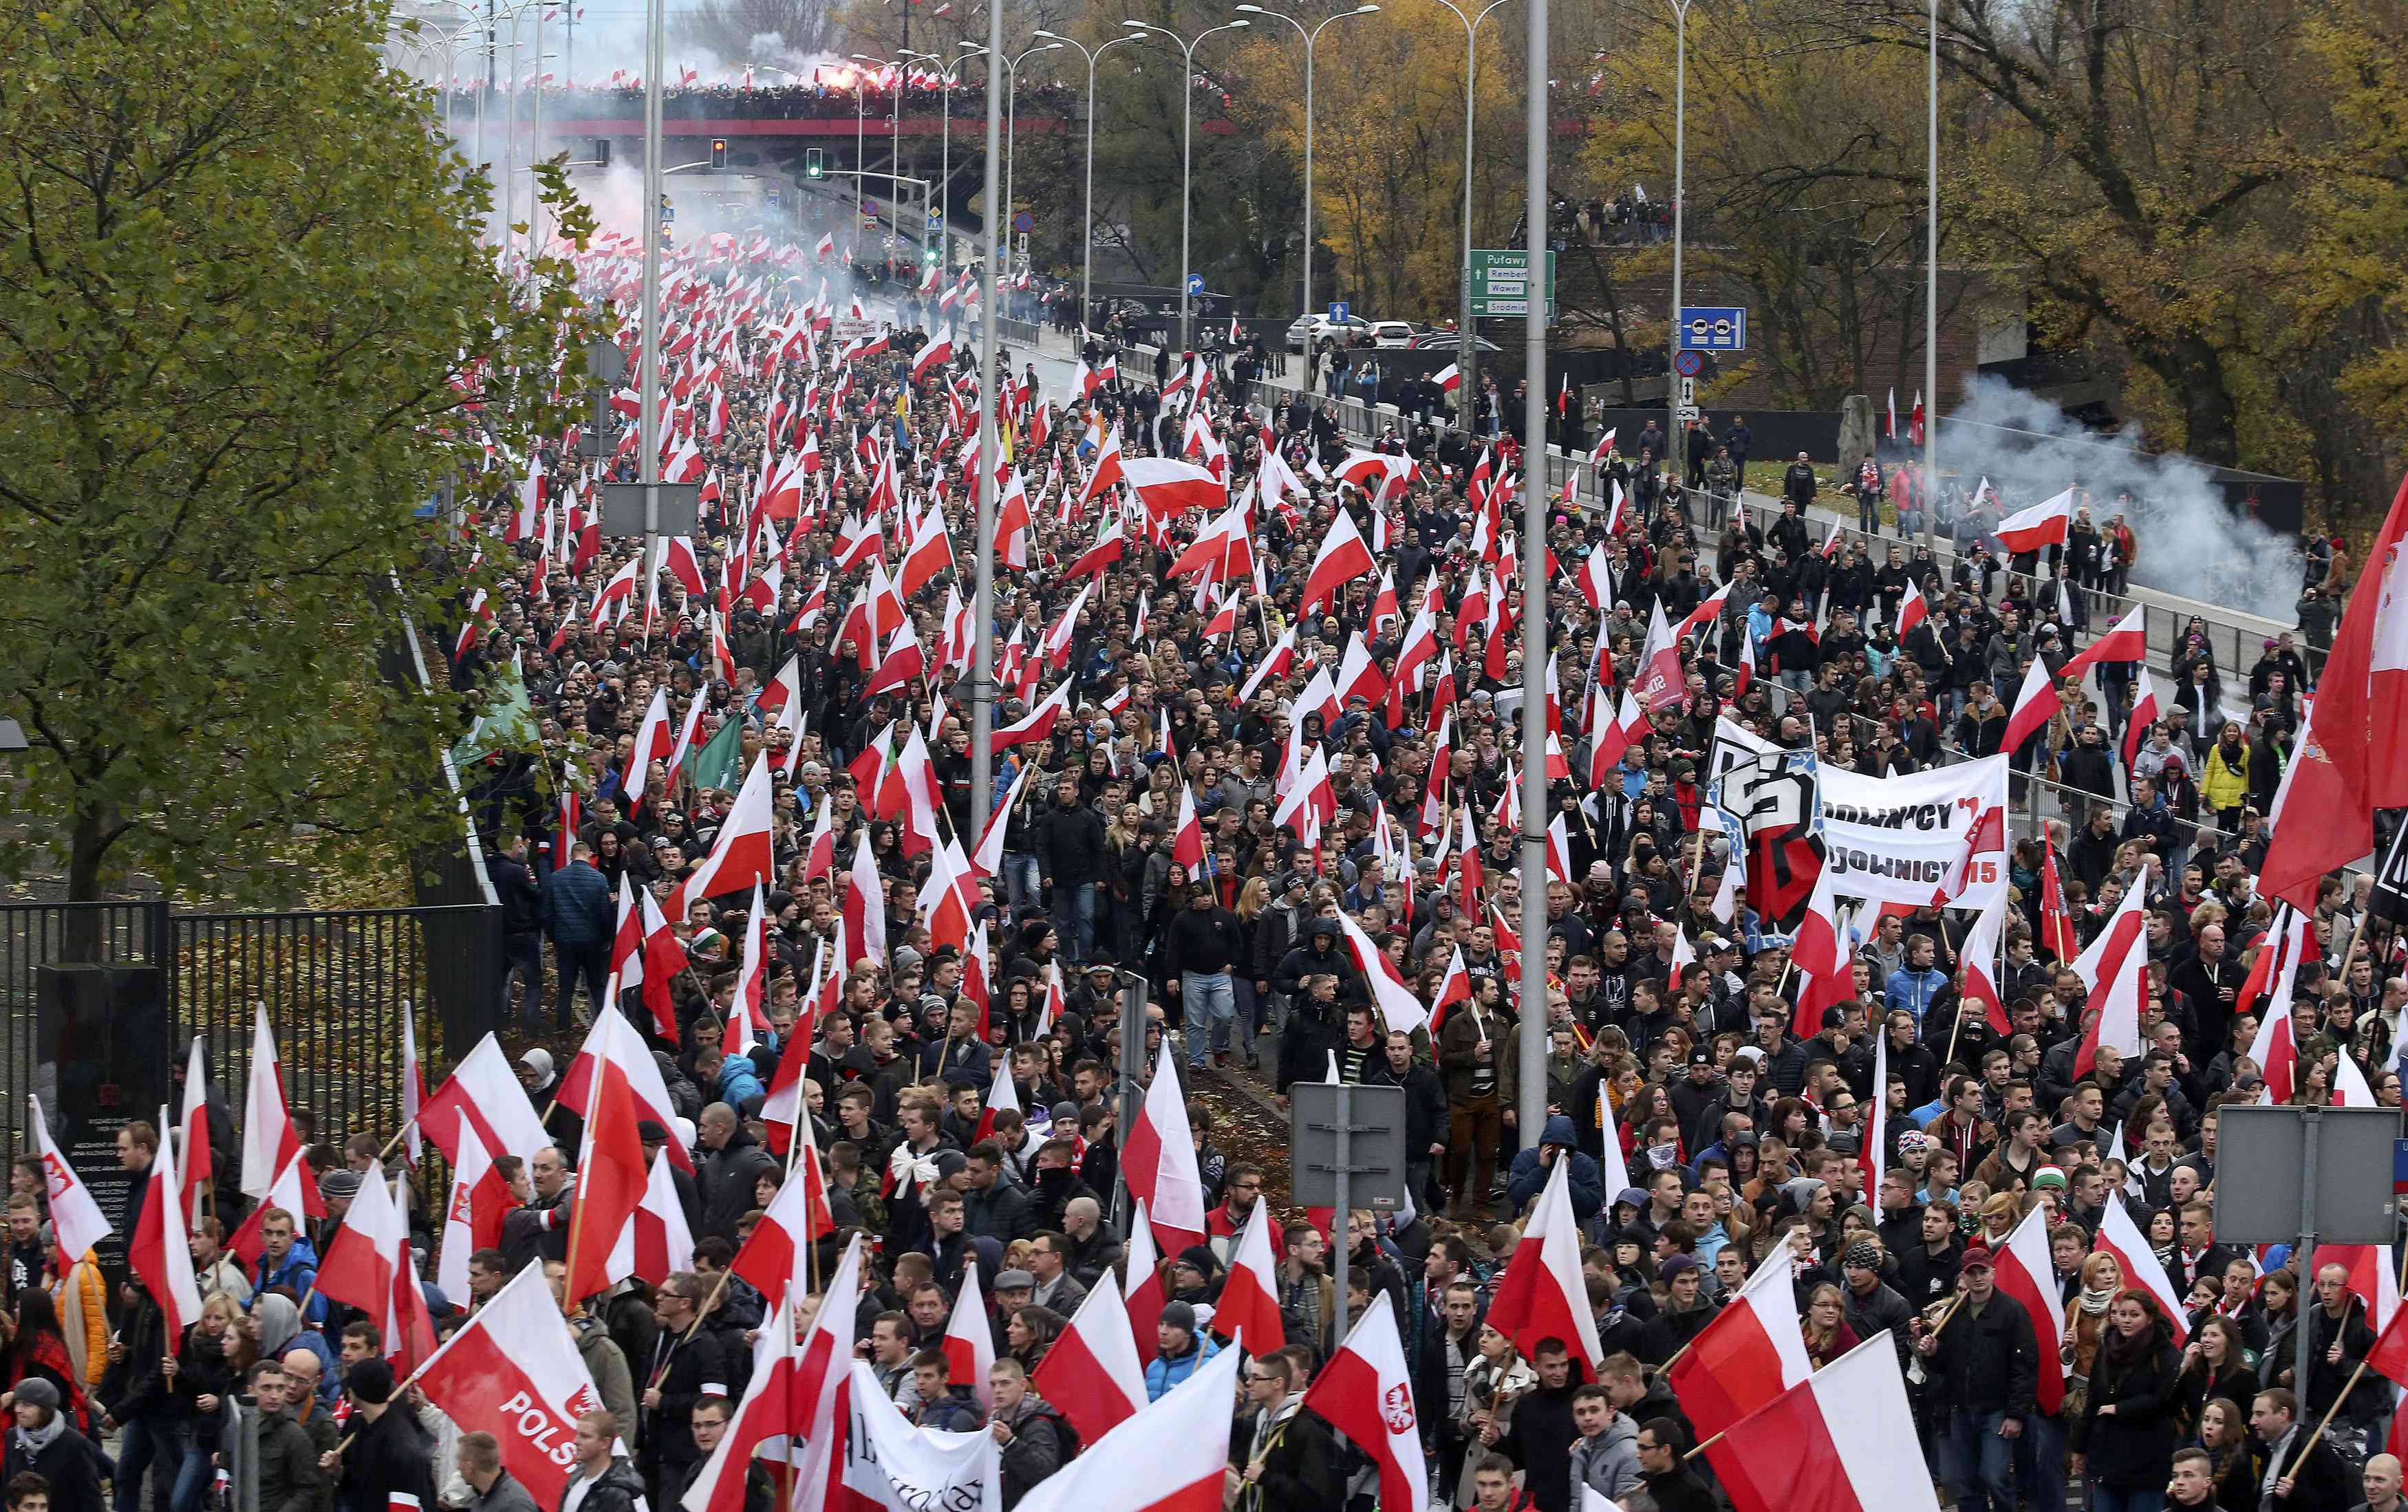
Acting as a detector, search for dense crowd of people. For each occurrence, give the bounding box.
[8,229,2405,1512]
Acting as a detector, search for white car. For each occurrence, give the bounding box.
[1284,313,1373,352]
[1368,321,1418,348]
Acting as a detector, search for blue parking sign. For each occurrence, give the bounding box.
[1677,306,1747,351]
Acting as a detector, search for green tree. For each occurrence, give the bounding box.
[0,0,585,905]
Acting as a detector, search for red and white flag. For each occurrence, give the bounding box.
[226,1148,319,1267]
[2122,668,2162,767]
[558,1010,696,1172]
[1121,456,1225,520]
[1122,1200,1165,1363]
[434,1117,513,1302]
[607,1148,696,1288]
[414,1260,608,1508]
[1992,486,2075,555]
[127,1103,204,1336]
[1896,579,1928,640]
[316,1167,437,1371]
[729,1150,824,1300]
[841,829,888,972]
[2070,860,2151,1079]
[1211,1202,1284,1353]
[1484,1157,1605,1374]
[1121,1042,1208,1257]
[666,753,778,914]
[1298,506,1375,616]
[2001,654,2059,755]
[1992,1205,2069,1414]
[239,1004,303,1201]
[2062,602,2145,681]
[1700,1332,1940,1512]
[1016,1346,1241,1512]
[1033,1274,1148,1445]
[941,1260,998,1409]
[2094,1193,2189,1343]
[1668,1244,1814,1440]
[177,1036,212,1224]
[1302,1303,1426,1512]
[420,1032,551,1166]
[27,1097,111,1272]
[562,1050,649,1305]
[400,999,425,1169]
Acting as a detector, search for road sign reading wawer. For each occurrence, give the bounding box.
[1470,249,1557,320]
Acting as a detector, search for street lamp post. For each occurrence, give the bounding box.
[1234,4,1378,332]
[1665,0,1693,488]
[1002,43,1064,292]
[1516,0,1550,1148]
[1033,30,1148,333]
[1924,0,1939,542]
[969,0,1004,834]
[1124,18,1250,352]
[1425,0,1514,435]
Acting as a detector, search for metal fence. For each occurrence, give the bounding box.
[1,900,497,1160]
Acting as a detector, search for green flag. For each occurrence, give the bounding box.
[450,667,542,770]
[682,710,746,794]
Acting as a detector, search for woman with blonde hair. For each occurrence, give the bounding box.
[2063,1249,2126,1415]
[1232,875,1271,1068]
[1978,1189,2024,1246]
[1801,1282,1861,1368]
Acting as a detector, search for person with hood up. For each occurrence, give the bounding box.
[1,1379,104,1512]
[1505,1116,1603,1221]
[323,1360,434,1512]
[1143,1302,1221,1401]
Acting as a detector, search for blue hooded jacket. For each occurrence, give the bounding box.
[1506,1114,1605,1220]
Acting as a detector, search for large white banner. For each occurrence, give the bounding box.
[1706,718,2010,910]
[840,1361,1002,1512]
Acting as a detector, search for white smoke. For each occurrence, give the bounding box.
[1942,376,2302,625]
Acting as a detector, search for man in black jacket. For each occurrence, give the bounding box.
[1031,777,1107,965]
[561,1412,649,1512]
[694,1103,777,1246]
[1487,1339,1584,1512]
[1165,883,1249,1070]
[329,1361,436,1512]
[2251,1387,2354,1511]
[1370,1031,1448,1213]
[1229,1346,1344,1512]
[639,1274,730,1504]
[492,834,544,1030]
[1913,1246,2036,1512]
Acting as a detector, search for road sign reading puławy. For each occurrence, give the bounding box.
[1470,249,1556,321]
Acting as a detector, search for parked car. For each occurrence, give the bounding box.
[1368,321,1418,348]
[1284,313,1374,352]
[1407,330,1502,352]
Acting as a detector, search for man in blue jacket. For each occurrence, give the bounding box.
[543,842,614,1029]
[1507,1116,1604,1222]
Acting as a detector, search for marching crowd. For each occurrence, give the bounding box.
[8,230,2407,1512]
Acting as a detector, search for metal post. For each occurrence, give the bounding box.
[1113,975,1150,1233]
[1457,16,1478,427]
[970,0,1002,825]
[1178,45,1194,351]
[529,6,545,257]
[638,0,662,550]
[1518,0,1549,1139]
[855,85,867,263]
[1666,0,1690,487]
[2293,1107,2320,1439]
[1924,0,1941,546]
[1332,1081,1353,1344]
[503,9,520,246]
[1082,52,1097,329]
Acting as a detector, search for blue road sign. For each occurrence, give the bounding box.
[1014,211,1035,235]
[1677,306,1747,351]
[1673,349,1705,378]
[1328,301,1349,322]
[1186,272,1206,296]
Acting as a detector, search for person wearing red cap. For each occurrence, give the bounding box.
[1913,1244,2039,1512]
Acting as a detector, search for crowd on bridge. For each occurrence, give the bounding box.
[8,226,2408,1512]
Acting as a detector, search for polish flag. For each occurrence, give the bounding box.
[1668,1244,1814,1440]
[2070,859,2151,1080]
[1079,427,1126,506]
[1787,861,1853,1037]
[728,1151,825,1299]
[420,1032,551,1167]
[415,1260,609,1509]
[1595,1082,1633,1208]
[2037,844,2080,963]
[226,1148,319,1267]
[558,1009,695,1171]
[1015,1346,1240,1512]
[2121,669,2162,768]
[559,1048,649,1306]
[665,753,778,914]
[1699,1332,1941,1512]
[2062,602,2146,682]
[841,830,888,971]
[1988,1206,2069,1415]
[2001,655,2060,755]
[1298,506,1375,616]
[315,1166,437,1371]
[434,1117,513,1303]
[910,337,953,385]
[691,1239,860,1512]
[1121,456,1225,519]
[991,679,1072,750]
[1864,1028,1890,1197]
[1992,486,2075,555]
[941,1262,998,1409]
[1896,579,1928,640]
[1432,363,1461,392]
[176,1036,213,1224]
[2244,907,2312,1105]
[1958,895,2011,1035]
[27,1097,112,1273]
[2094,1193,2189,1344]
[238,1004,303,1202]
[1300,1303,1428,1512]
[612,873,685,1044]
[1032,1269,1148,1444]
[1122,1200,1165,1363]
[1429,945,1474,1035]
[1484,1156,1605,1375]
[1121,1043,1207,1256]
[1210,1203,1284,1352]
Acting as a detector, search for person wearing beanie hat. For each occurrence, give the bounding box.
[332,1356,438,1512]
[1143,1299,1220,1401]
[3,1373,103,1512]
[1839,1238,1917,1376]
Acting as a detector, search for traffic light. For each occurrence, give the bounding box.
[805,147,824,178]
[592,138,611,168]
[709,138,728,170]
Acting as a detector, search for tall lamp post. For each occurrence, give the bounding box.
[1033,30,1149,332]
[1924,0,1939,542]
[1516,0,1550,1146]
[1664,0,1694,488]
[1424,0,1514,434]
[848,53,890,261]
[1002,43,1065,289]
[1234,4,1379,330]
[1122,17,1250,352]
